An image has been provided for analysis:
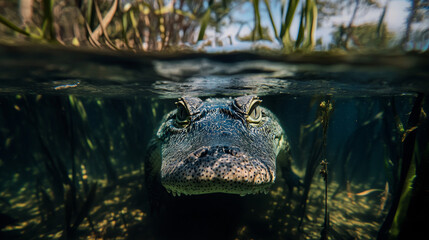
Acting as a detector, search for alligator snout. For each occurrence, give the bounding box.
[149,96,288,196]
[185,146,241,163]
[161,145,275,196]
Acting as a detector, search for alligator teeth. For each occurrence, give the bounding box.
[167,189,185,197]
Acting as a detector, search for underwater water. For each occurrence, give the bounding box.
[0,44,428,240]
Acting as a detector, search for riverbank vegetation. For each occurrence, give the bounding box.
[0,0,427,52]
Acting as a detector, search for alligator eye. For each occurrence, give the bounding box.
[247,101,262,123]
[175,101,191,125]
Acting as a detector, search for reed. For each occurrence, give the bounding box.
[378,93,424,239]
[0,0,318,52]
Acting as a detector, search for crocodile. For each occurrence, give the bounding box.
[144,95,294,197]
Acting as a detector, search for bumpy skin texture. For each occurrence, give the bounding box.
[145,96,291,196]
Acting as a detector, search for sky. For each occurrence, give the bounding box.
[200,0,416,51]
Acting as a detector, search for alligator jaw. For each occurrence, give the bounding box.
[165,187,270,197]
[161,146,275,196]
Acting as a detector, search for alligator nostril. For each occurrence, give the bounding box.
[194,148,208,157]
[221,131,232,137]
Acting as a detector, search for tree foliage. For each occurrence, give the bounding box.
[332,23,395,49]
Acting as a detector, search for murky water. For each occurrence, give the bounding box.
[0,44,428,239]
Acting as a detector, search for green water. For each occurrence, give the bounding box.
[0,44,428,239]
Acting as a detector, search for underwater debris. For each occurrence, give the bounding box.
[349,181,390,216]
[346,180,355,203]
[401,126,418,142]
[355,189,384,196]
[378,182,390,216]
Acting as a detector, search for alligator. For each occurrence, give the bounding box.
[144,95,296,197]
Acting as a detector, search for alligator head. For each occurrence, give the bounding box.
[154,96,287,196]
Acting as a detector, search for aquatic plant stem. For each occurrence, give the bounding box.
[378,93,424,239]
[297,98,333,234]
[319,99,333,240]
[320,159,328,240]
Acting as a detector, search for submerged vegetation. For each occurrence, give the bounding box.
[2,94,427,239]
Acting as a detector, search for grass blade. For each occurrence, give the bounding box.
[71,184,97,235]
[197,7,211,41]
[129,9,143,49]
[86,0,96,29]
[121,11,131,49]
[378,93,424,239]
[157,0,166,48]
[94,0,118,50]
[279,0,299,46]
[92,0,118,42]
[252,0,263,41]
[0,14,34,37]
[305,0,317,49]
[295,2,305,48]
[264,0,278,39]
[42,0,55,41]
